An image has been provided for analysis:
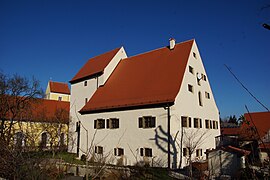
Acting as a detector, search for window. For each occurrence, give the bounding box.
[188,84,193,93]
[194,118,202,128]
[189,66,194,74]
[94,119,105,129]
[209,120,212,129]
[138,116,156,128]
[205,92,210,99]
[140,148,152,157]
[58,96,62,101]
[107,118,119,129]
[84,81,87,86]
[85,98,88,105]
[181,116,192,128]
[196,149,203,157]
[114,148,124,156]
[193,52,197,59]
[95,146,103,154]
[203,75,207,81]
[183,147,190,156]
[198,91,203,106]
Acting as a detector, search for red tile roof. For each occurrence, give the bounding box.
[80,40,194,114]
[49,81,70,95]
[241,111,270,140]
[29,99,70,123]
[221,127,240,136]
[3,96,70,124]
[70,48,121,83]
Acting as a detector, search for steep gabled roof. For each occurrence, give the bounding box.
[80,40,194,114]
[49,81,70,95]
[241,111,270,140]
[70,48,121,84]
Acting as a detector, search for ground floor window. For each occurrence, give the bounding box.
[114,147,124,156]
[140,147,153,157]
[95,146,103,155]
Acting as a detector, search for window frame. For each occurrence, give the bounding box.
[138,116,156,128]
[94,119,105,129]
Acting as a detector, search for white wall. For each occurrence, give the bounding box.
[79,107,170,167]
[68,47,126,153]
[173,40,220,167]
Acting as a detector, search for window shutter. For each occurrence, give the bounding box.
[107,119,110,129]
[189,117,192,127]
[95,146,97,153]
[94,120,97,129]
[140,148,144,156]
[200,119,202,128]
[116,119,119,128]
[151,117,156,127]
[114,148,117,156]
[139,117,143,128]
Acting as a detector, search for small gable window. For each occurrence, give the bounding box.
[84,81,87,86]
[193,52,197,59]
[188,84,193,93]
[189,66,194,74]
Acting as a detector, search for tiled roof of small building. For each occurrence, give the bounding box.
[49,81,70,95]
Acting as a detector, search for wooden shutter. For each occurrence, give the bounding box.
[151,117,156,127]
[140,148,144,156]
[94,120,97,129]
[139,117,143,128]
[107,119,110,129]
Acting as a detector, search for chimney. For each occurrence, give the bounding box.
[169,38,176,50]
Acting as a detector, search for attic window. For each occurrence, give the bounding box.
[84,81,87,86]
[85,98,88,105]
[193,52,197,59]
[189,66,194,74]
[188,84,194,93]
[205,92,210,99]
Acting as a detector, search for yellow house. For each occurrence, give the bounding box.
[10,98,70,151]
[45,81,70,102]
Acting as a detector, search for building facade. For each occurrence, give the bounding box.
[68,39,220,168]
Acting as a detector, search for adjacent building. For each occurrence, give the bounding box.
[68,39,220,168]
[45,81,70,102]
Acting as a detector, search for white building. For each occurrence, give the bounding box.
[68,39,220,169]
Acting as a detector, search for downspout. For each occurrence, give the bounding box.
[164,105,171,169]
[76,121,81,157]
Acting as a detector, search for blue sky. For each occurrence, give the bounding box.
[0,0,269,118]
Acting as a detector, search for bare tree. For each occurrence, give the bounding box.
[0,72,43,144]
[182,129,208,178]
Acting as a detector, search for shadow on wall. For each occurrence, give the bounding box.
[149,125,178,169]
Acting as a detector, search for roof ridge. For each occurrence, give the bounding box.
[124,39,194,61]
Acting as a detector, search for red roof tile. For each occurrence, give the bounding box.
[70,48,121,83]
[241,111,270,140]
[49,81,70,95]
[80,40,194,114]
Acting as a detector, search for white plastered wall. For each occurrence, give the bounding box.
[173,40,220,167]
[68,47,127,153]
